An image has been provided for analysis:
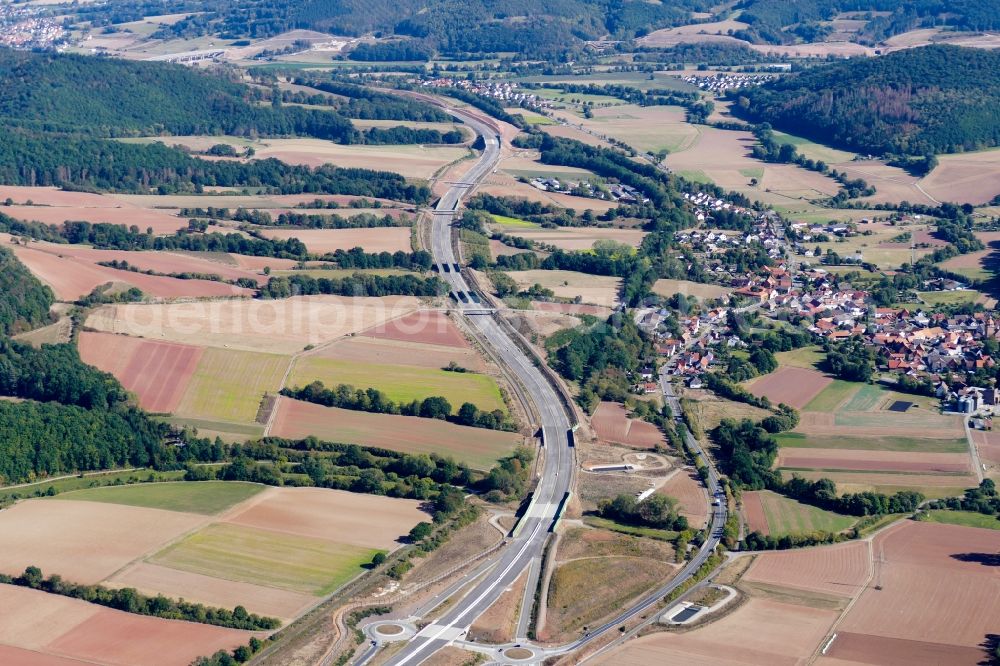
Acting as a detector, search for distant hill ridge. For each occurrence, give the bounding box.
[731,45,1000,156]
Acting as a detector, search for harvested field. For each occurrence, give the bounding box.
[742,491,769,535]
[777,448,971,474]
[658,470,708,528]
[151,522,377,596]
[745,367,832,409]
[664,127,841,204]
[287,356,504,412]
[252,139,468,179]
[530,301,610,317]
[593,597,839,666]
[652,279,731,301]
[838,161,937,206]
[2,204,186,235]
[315,335,486,373]
[176,348,290,425]
[259,227,411,254]
[639,20,750,47]
[223,487,425,551]
[0,500,203,583]
[919,148,1000,205]
[0,585,249,666]
[20,244,264,284]
[270,397,522,469]
[790,471,978,497]
[744,540,870,598]
[106,562,314,622]
[591,402,666,449]
[0,186,125,207]
[492,225,645,251]
[47,603,251,666]
[59,481,264,516]
[504,269,620,307]
[7,241,252,301]
[363,310,469,348]
[78,332,203,413]
[559,104,699,154]
[831,521,1000,662]
[85,295,421,354]
[974,430,1000,464]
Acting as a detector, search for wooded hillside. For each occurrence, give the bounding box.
[733,46,1000,155]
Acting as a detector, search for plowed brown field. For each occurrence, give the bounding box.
[741,491,769,535]
[743,540,870,597]
[658,470,708,527]
[0,500,204,583]
[47,604,250,666]
[78,332,203,413]
[593,598,839,666]
[777,448,971,474]
[364,310,469,348]
[4,205,187,235]
[7,241,252,301]
[745,367,831,409]
[831,521,1000,662]
[591,402,666,449]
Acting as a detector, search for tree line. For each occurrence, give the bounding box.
[0,246,54,335]
[281,381,515,432]
[2,566,279,631]
[258,272,446,298]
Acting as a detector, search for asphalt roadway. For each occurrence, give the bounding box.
[382,109,575,666]
[379,103,727,665]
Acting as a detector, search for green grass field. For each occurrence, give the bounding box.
[840,383,885,412]
[758,490,856,536]
[151,523,378,596]
[56,481,263,515]
[833,410,957,430]
[803,380,858,412]
[1,470,185,497]
[771,131,857,165]
[774,346,824,370]
[490,214,540,228]
[775,432,969,454]
[176,348,290,425]
[918,290,982,307]
[923,510,1000,530]
[289,357,505,413]
[675,170,713,184]
[582,516,679,542]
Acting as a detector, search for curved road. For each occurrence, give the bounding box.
[376,103,727,665]
[382,109,575,666]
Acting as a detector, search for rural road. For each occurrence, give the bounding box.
[379,106,575,666]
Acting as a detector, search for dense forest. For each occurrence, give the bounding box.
[732,0,1000,45]
[733,46,1000,156]
[130,0,714,55]
[0,247,54,335]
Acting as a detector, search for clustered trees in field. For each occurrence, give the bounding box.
[596,493,689,531]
